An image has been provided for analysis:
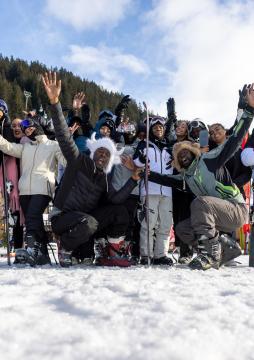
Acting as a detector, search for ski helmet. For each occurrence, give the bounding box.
[0,99,8,116]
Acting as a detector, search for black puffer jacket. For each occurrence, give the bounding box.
[51,103,137,213]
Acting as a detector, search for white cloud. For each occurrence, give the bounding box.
[45,0,133,31]
[63,44,150,91]
[143,0,254,127]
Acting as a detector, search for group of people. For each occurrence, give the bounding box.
[0,72,254,271]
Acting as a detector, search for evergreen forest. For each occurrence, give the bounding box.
[0,55,146,125]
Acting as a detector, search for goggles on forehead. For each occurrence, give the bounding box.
[150,117,166,127]
[117,123,136,134]
[102,118,115,129]
[189,119,206,132]
[20,119,35,132]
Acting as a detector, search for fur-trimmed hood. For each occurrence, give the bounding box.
[86,133,124,174]
[172,141,201,171]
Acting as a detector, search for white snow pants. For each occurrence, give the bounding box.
[140,195,173,258]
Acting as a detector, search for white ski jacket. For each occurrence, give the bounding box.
[0,134,65,197]
[133,140,173,197]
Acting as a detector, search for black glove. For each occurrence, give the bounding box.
[238,84,249,109]
[115,95,131,117]
[167,97,177,123]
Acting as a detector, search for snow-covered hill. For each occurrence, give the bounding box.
[0,256,254,360]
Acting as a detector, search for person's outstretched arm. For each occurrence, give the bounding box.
[42,72,80,163]
[0,136,23,158]
[208,84,254,169]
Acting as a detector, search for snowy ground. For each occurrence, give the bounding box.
[0,255,254,360]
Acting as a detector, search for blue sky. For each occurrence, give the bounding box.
[1,0,254,127]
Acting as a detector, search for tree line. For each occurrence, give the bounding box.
[0,55,146,125]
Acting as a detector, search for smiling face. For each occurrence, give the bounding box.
[175,121,188,139]
[11,118,24,139]
[93,147,111,171]
[100,125,111,137]
[24,126,36,138]
[209,124,226,145]
[152,123,165,139]
[177,148,195,169]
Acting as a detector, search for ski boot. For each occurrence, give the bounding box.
[56,237,73,267]
[178,256,193,265]
[15,235,51,266]
[219,234,242,267]
[95,236,133,267]
[178,245,193,265]
[153,256,173,266]
[93,238,108,266]
[139,256,150,265]
[189,234,221,270]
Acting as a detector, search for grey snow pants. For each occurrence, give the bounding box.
[175,196,249,246]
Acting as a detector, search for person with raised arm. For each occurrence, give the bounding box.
[148,84,254,270]
[42,72,143,267]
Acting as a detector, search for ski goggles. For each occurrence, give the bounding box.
[117,123,136,134]
[102,118,115,130]
[188,119,206,132]
[20,119,35,132]
[149,116,166,128]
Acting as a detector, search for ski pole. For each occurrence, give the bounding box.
[143,102,151,267]
[249,180,254,266]
[1,118,11,266]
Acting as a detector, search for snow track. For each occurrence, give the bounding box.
[0,256,254,360]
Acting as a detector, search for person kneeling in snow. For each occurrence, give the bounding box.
[42,72,143,267]
[148,84,254,270]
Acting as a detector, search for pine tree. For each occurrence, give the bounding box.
[0,54,151,122]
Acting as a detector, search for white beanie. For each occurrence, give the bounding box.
[86,133,124,174]
[241,147,254,167]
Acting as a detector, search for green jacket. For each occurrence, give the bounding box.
[149,109,253,204]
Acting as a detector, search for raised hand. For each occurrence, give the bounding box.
[115,95,131,116]
[121,154,136,171]
[167,98,175,115]
[246,83,254,109]
[41,71,61,105]
[69,122,80,135]
[238,84,249,109]
[166,97,177,123]
[73,92,86,110]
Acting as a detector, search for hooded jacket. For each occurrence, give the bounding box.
[133,127,173,197]
[149,109,254,204]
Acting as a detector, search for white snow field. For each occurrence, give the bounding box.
[0,255,254,360]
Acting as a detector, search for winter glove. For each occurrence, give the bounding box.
[239,84,254,115]
[115,95,131,113]
[167,97,177,123]
[115,95,131,126]
[238,84,249,109]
